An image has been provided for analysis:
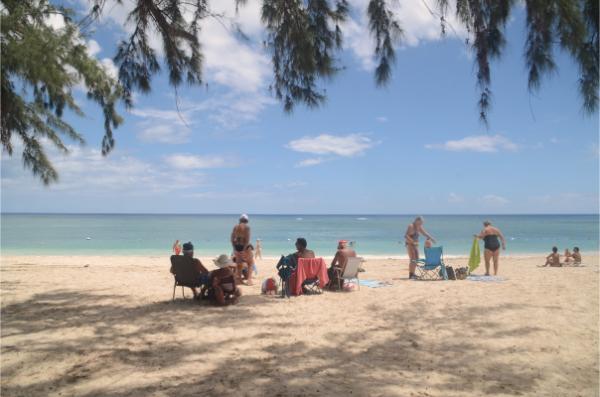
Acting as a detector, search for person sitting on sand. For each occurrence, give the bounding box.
[542,246,561,267]
[170,241,209,299]
[295,237,315,259]
[327,240,357,288]
[564,246,582,265]
[230,214,255,285]
[211,255,241,306]
[405,216,436,280]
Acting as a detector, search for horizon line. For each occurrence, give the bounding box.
[1,212,598,216]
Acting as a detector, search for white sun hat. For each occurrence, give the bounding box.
[213,254,235,268]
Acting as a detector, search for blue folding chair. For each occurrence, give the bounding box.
[415,246,448,280]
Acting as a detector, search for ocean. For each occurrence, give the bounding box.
[1,214,598,257]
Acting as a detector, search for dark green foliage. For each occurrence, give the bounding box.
[367,0,402,86]
[261,0,349,111]
[1,0,597,185]
[1,0,123,184]
[438,0,598,122]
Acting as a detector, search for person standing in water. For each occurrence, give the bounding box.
[230,214,255,285]
[476,220,506,276]
[405,216,436,279]
[254,238,263,260]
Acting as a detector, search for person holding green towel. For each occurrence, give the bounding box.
[475,221,506,276]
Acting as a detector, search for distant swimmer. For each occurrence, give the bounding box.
[475,221,506,276]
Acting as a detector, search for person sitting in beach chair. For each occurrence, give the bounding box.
[210,255,241,306]
[294,237,315,259]
[170,242,209,300]
[542,246,561,267]
[327,240,357,289]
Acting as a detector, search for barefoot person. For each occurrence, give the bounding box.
[169,241,209,299]
[230,214,255,285]
[254,238,263,260]
[172,240,182,255]
[476,221,506,276]
[327,240,357,288]
[543,246,561,267]
[294,237,315,259]
[405,216,436,279]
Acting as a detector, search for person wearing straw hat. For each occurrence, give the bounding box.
[211,254,241,306]
[230,214,255,285]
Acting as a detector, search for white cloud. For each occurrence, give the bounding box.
[86,40,101,57]
[550,137,559,144]
[137,125,190,144]
[343,0,467,71]
[376,116,388,123]
[481,194,509,206]
[448,192,464,203]
[287,133,376,157]
[1,141,205,194]
[163,154,235,170]
[100,58,118,79]
[295,158,325,168]
[425,134,518,153]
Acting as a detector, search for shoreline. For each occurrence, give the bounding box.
[2,251,598,261]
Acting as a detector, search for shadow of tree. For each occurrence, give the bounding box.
[1,287,568,397]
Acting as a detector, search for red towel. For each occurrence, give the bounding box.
[290,257,330,296]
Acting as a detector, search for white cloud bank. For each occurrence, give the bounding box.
[425,134,518,153]
[287,133,376,157]
[163,154,235,170]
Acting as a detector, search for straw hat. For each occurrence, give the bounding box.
[213,254,234,268]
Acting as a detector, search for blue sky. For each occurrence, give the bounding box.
[1,0,598,214]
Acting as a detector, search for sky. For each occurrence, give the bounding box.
[1,0,598,214]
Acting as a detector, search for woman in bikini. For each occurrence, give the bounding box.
[405,216,436,279]
[476,221,506,276]
[230,214,254,285]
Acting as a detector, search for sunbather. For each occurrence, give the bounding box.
[564,246,582,265]
[476,221,506,276]
[170,241,209,299]
[327,240,357,289]
[295,237,315,259]
[211,255,241,306]
[231,214,255,285]
[405,216,436,280]
[542,246,561,267]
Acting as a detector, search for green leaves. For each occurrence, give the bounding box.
[1,0,123,184]
[261,0,349,112]
[367,0,402,86]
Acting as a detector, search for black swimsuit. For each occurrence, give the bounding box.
[483,235,501,252]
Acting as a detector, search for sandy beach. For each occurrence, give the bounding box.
[1,254,598,397]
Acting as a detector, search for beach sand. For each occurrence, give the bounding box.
[1,254,598,396]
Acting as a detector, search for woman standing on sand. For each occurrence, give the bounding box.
[172,240,182,255]
[476,221,506,276]
[405,216,436,279]
[255,239,263,260]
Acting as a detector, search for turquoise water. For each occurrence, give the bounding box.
[1,214,598,257]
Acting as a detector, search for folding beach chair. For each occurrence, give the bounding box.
[415,246,449,280]
[276,255,296,298]
[331,257,361,291]
[170,255,205,300]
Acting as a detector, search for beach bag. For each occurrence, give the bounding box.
[443,266,456,280]
[262,277,278,295]
[454,267,469,280]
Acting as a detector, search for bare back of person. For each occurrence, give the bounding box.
[231,223,250,250]
[297,249,315,259]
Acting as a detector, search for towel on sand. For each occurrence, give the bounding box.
[467,275,505,282]
[347,279,391,288]
[468,237,481,273]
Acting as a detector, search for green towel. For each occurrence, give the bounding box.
[468,237,480,273]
